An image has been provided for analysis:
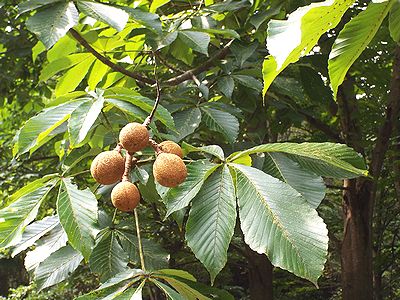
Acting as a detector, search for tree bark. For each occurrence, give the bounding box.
[244,243,274,300]
[339,46,400,300]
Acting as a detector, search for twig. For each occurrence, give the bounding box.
[69,28,233,87]
[69,28,155,85]
[134,208,146,271]
[122,152,137,182]
[143,54,161,127]
[164,39,234,86]
[148,138,161,154]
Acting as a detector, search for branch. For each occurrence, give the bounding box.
[143,54,161,127]
[69,28,156,85]
[164,39,234,86]
[369,45,400,178]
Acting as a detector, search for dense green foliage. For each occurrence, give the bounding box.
[0,0,399,299]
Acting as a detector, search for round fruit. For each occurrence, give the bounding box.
[119,122,149,152]
[90,151,125,185]
[111,181,141,212]
[159,141,183,158]
[153,153,187,187]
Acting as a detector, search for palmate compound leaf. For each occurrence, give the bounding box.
[262,0,354,95]
[328,0,396,98]
[34,244,83,291]
[185,165,236,283]
[228,142,368,179]
[0,175,58,249]
[89,228,129,282]
[26,2,79,49]
[157,160,221,218]
[232,164,329,284]
[57,177,98,260]
[263,153,326,208]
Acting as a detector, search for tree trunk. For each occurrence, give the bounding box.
[244,244,273,300]
[341,178,374,299]
[339,46,400,300]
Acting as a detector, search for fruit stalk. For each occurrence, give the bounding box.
[134,208,146,271]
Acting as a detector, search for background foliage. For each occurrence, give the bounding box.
[0,0,399,299]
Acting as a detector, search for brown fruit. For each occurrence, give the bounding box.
[119,122,149,152]
[90,151,125,185]
[111,181,141,212]
[159,141,183,158]
[153,153,187,187]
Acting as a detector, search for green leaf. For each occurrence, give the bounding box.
[154,269,196,282]
[26,2,79,48]
[232,75,262,92]
[68,97,105,146]
[34,245,83,290]
[228,142,368,179]
[77,0,129,31]
[89,229,129,281]
[55,56,96,96]
[117,231,169,271]
[40,53,92,82]
[15,100,83,155]
[57,178,98,260]
[155,272,234,300]
[217,76,235,98]
[158,161,220,218]
[232,164,328,284]
[186,165,236,283]
[172,108,202,141]
[263,153,325,208]
[149,0,171,13]
[151,279,184,300]
[159,277,209,300]
[98,268,143,290]
[11,215,59,257]
[88,60,110,90]
[390,1,400,42]
[178,31,210,55]
[18,0,62,14]
[200,107,239,143]
[0,176,58,249]
[263,0,354,95]
[182,143,225,161]
[123,8,162,34]
[25,223,68,272]
[105,92,174,129]
[328,0,394,98]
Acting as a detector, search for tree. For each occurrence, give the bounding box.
[0,0,398,299]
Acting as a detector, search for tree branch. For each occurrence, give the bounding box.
[69,28,156,85]
[369,45,400,178]
[163,39,234,86]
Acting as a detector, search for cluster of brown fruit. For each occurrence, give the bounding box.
[90,122,187,212]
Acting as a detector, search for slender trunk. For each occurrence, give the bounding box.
[341,178,374,299]
[339,46,400,300]
[244,243,274,300]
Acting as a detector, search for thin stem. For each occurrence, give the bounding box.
[143,54,161,127]
[112,208,118,223]
[134,208,146,271]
